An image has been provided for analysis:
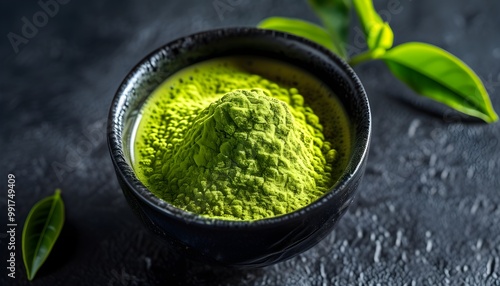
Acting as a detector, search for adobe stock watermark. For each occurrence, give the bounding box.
[212,0,248,21]
[51,119,106,182]
[7,0,71,54]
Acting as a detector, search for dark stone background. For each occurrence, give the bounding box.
[1,0,499,285]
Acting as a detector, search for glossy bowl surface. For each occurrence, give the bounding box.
[108,27,371,268]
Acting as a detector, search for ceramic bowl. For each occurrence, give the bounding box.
[107,27,371,268]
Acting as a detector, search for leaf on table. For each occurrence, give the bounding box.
[308,0,351,57]
[382,42,498,123]
[258,17,345,59]
[22,189,65,281]
[353,0,394,51]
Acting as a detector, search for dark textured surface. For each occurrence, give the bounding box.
[1,0,499,285]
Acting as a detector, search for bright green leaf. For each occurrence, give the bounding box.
[366,22,393,51]
[353,0,394,51]
[382,42,498,123]
[22,189,65,281]
[308,0,351,57]
[258,17,345,59]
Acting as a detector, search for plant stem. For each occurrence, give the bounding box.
[348,49,384,66]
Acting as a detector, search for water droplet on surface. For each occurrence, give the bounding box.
[319,262,327,280]
[476,239,483,250]
[408,119,420,138]
[374,241,382,263]
[402,251,408,262]
[395,229,403,248]
[426,240,433,252]
[485,257,496,277]
[429,154,437,167]
[420,173,428,184]
[471,198,482,214]
[304,265,311,275]
[441,168,450,180]
[357,228,363,239]
[444,268,451,277]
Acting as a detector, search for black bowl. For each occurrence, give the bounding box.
[107,27,371,268]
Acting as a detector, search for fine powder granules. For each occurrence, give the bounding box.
[133,56,350,220]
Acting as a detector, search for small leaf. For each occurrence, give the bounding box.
[382,42,498,123]
[308,0,351,56]
[366,22,393,51]
[22,189,65,281]
[258,17,345,59]
[353,0,394,51]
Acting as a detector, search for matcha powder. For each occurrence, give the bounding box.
[134,57,347,220]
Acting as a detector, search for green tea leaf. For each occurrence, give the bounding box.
[258,17,345,59]
[382,42,498,123]
[366,22,393,51]
[22,189,65,281]
[353,0,394,51]
[308,0,351,57]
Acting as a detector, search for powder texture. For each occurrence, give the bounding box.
[135,58,343,220]
[159,89,334,219]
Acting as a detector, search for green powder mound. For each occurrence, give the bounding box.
[135,58,348,221]
[151,89,334,220]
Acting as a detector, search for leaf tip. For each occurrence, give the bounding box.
[487,110,499,123]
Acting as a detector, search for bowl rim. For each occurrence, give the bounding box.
[107,27,371,229]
